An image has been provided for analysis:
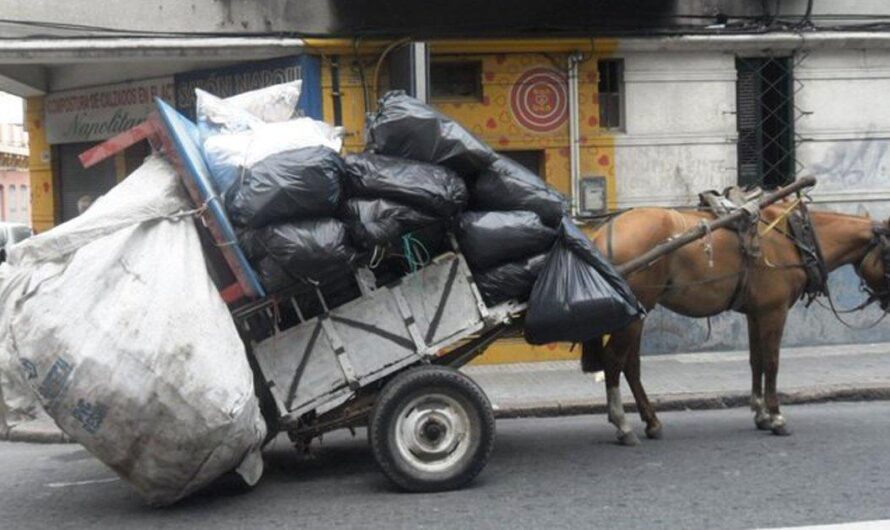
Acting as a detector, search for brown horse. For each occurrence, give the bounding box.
[585,204,890,445]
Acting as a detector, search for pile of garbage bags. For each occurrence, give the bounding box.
[200,90,468,294]
[202,86,643,343]
[365,90,642,343]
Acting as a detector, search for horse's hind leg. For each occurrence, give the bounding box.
[622,323,662,439]
[747,314,771,430]
[603,327,640,446]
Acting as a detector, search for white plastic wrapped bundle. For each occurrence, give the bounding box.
[197,86,343,195]
[224,80,303,123]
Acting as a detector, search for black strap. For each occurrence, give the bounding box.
[787,200,830,305]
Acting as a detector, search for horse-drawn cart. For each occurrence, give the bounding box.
[82,98,527,492]
[79,97,816,493]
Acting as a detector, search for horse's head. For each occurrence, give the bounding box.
[856,218,890,311]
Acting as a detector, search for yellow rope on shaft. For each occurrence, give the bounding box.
[757,197,801,268]
[758,198,801,237]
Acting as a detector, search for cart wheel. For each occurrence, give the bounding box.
[369,365,495,492]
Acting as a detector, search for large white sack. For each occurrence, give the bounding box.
[8,156,188,267]
[4,155,266,505]
[0,263,43,428]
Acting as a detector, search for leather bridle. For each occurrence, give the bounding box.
[856,221,890,312]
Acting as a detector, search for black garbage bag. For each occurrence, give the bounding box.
[240,218,356,291]
[343,153,469,217]
[524,217,643,345]
[472,155,569,227]
[457,211,557,270]
[226,146,344,228]
[474,252,548,306]
[340,198,439,249]
[366,90,496,175]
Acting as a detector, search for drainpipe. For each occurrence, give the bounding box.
[567,52,583,218]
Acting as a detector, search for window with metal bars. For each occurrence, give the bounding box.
[430,60,483,101]
[597,59,624,130]
[736,56,795,189]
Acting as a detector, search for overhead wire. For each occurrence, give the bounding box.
[3,10,890,42]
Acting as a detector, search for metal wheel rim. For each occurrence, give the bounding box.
[393,392,472,474]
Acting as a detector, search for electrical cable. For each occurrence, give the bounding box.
[351,37,371,119]
[371,37,412,106]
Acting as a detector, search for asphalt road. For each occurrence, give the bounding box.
[3,402,890,530]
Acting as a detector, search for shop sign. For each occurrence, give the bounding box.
[510,67,568,133]
[45,77,174,144]
[173,55,321,121]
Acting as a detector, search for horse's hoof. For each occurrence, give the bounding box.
[617,430,640,446]
[755,417,772,430]
[771,424,792,436]
[645,423,663,440]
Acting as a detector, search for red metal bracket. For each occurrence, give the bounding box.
[78,117,161,169]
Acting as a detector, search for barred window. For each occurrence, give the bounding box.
[430,60,483,101]
[597,59,624,131]
[736,56,795,188]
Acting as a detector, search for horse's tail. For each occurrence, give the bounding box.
[580,337,606,373]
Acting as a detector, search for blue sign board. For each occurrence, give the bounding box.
[173,55,322,121]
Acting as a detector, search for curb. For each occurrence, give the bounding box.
[0,423,72,444]
[4,385,890,443]
[491,384,890,419]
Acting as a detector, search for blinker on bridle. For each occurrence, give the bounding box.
[858,221,890,312]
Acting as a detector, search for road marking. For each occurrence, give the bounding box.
[766,520,890,529]
[46,477,119,488]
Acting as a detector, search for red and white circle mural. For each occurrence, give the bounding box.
[510,67,568,133]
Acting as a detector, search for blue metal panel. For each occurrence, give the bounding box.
[154,97,266,299]
[297,55,323,120]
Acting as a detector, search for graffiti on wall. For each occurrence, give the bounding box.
[809,137,890,189]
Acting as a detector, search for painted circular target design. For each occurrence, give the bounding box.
[510,67,568,133]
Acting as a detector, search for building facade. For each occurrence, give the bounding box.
[0,123,29,224]
[4,1,890,359]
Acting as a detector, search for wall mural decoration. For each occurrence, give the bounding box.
[509,67,568,133]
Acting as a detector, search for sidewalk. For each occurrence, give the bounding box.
[5,342,890,443]
[465,342,890,417]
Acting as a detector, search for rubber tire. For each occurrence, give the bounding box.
[368,365,495,492]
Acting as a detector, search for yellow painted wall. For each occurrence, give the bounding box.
[25,96,56,233]
[318,46,617,202]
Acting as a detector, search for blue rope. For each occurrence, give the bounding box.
[401,233,431,273]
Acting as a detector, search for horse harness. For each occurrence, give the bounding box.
[698,187,829,311]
